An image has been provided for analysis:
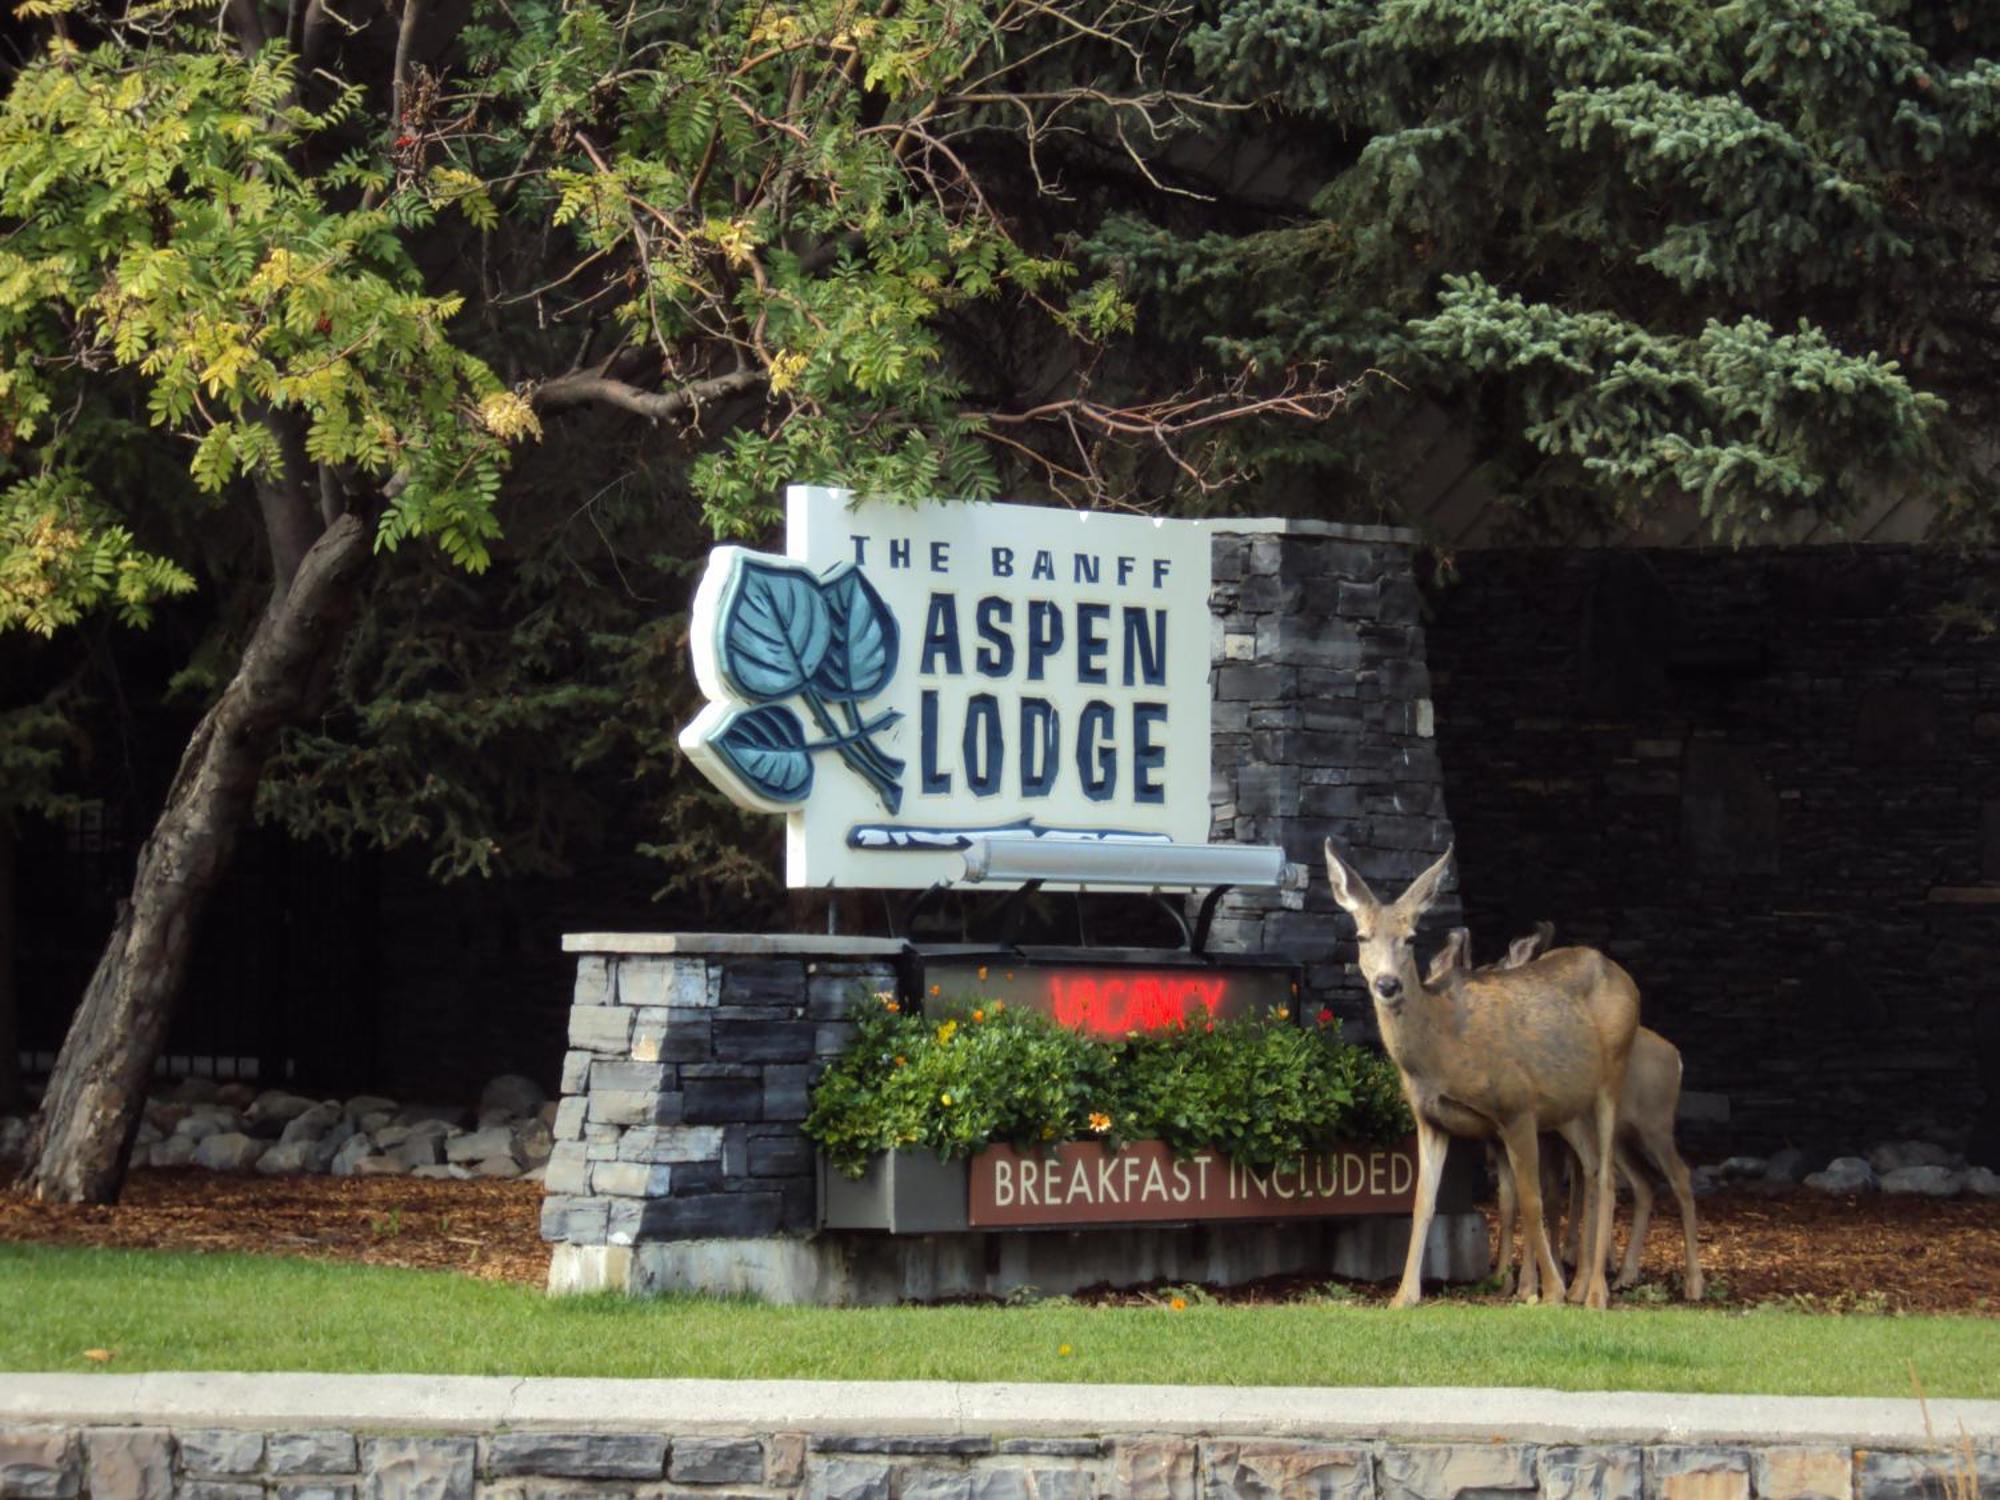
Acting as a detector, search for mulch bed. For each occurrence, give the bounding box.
[3,1171,1997,1313]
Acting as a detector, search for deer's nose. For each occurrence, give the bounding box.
[1373,974,1403,1000]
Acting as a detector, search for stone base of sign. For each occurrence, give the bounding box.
[548,1212,1490,1304]
[545,935,1492,1304]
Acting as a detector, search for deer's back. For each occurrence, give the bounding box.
[1451,946,1640,1120]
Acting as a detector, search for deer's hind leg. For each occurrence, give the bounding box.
[1613,1142,1652,1290]
[1632,1120,1704,1301]
[1578,1091,1618,1308]
[1498,1115,1564,1305]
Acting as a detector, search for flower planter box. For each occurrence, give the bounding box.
[818,1136,1479,1234]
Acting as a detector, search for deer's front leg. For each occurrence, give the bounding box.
[1500,1115,1564,1304]
[1390,1116,1450,1309]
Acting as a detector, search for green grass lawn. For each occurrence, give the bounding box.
[2,1243,1995,1396]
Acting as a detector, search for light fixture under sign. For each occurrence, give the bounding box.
[957,838,1288,889]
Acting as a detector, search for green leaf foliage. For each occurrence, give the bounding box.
[1099,0,2000,540]
[806,996,1412,1179]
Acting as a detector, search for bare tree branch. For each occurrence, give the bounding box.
[531,367,769,424]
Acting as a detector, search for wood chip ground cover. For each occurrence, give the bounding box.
[2,1171,1995,1313]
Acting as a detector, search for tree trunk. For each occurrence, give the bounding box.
[0,819,20,1116]
[18,514,368,1203]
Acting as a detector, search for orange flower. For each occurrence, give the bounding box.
[1088,1111,1112,1133]
[977,965,989,981]
[992,999,1005,1013]
[1276,1006,1290,1021]
[893,1055,906,1068]
[1169,1296,1187,1311]
[885,1001,900,1013]
[972,1008,986,1023]
[930,983,941,996]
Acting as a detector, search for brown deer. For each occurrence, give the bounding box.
[1433,925,1704,1302]
[1325,841,1638,1307]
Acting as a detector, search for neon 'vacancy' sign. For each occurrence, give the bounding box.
[681,486,1214,888]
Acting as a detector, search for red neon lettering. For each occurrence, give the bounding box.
[1196,978,1226,1015]
[1098,978,1129,1033]
[1043,972,1240,1036]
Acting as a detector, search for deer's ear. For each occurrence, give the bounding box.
[1323,839,1377,916]
[1395,844,1454,918]
[1425,927,1470,985]
[1502,933,1539,970]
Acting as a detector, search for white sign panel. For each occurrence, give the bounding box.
[680,486,1214,888]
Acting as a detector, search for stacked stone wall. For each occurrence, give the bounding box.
[1425,546,2000,1163]
[1205,524,1459,1036]
[540,950,895,1250]
[2,1420,1989,1500]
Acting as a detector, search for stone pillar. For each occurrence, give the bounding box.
[542,934,903,1296]
[1206,520,1461,1033]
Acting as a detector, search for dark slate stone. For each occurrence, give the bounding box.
[666,1439,765,1485]
[361,1437,475,1500]
[638,1192,783,1238]
[811,1438,995,1457]
[1856,1449,2000,1500]
[996,1439,1109,1458]
[896,1472,972,1500]
[180,1485,263,1500]
[266,1432,359,1477]
[719,960,807,1007]
[483,1433,667,1480]
[668,1159,725,1195]
[685,1079,764,1124]
[749,1132,815,1176]
[713,1019,816,1063]
[807,1459,893,1500]
[0,1427,79,1500]
[589,1060,675,1093]
[273,1486,358,1500]
[177,1432,265,1478]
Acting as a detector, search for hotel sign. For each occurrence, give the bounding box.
[967,1138,1419,1228]
[679,486,1214,888]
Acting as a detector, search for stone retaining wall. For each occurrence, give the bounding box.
[3,1420,1990,1500]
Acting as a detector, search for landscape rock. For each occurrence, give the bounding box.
[279,1103,344,1147]
[151,1134,197,1169]
[1715,1156,1767,1181]
[246,1091,320,1128]
[0,1425,79,1498]
[175,1115,226,1144]
[513,1119,554,1168]
[471,1158,520,1180]
[357,1111,395,1135]
[537,1101,560,1128]
[265,1431,358,1475]
[352,1155,410,1178]
[134,1120,163,1148]
[256,1141,318,1176]
[519,1165,547,1185]
[388,1135,445,1170]
[1688,1166,1724,1197]
[1878,1165,1964,1197]
[411,1164,473,1181]
[0,1116,28,1159]
[361,1437,474,1500]
[344,1095,398,1120]
[1803,1157,1877,1194]
[1763,1148,1811,1184]
[329,1134,375,1177]
[445,1126,520,1167]
[191,1133,267,1172]
[479,1074,546,1120]
[1965,1166,2000,1197]
[170,1077,222,1105]
[308,1122,359,1173]
[215,1083,257,1108]
[1866,1140,1954,1175]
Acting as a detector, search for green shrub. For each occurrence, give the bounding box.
[804,994,1412,1178]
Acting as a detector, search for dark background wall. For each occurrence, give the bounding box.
[1425,546,2000,1167]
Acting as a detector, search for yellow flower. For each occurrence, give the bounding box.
[1169,1296,1187,1311]
[1276,1006,1290,1021]
[992,999,1005,1013]
[977,965,989,981]
[941,1092,954,1107]
[1088,1111,1112,1133]
[936,1020,958,1044]
[1058,1343,1073,1357]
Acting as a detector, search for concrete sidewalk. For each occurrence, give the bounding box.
[2,1373,1995,1446]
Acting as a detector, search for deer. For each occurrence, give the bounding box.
[1324,840,1638,1308]
[1429,924,1704,1302]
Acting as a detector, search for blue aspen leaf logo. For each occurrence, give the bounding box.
[692,550,904,813]
[709,704,815,804]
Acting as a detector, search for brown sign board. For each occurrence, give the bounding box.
[967,1137,1418,1228]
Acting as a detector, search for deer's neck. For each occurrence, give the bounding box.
[1373,983,1462,1080]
